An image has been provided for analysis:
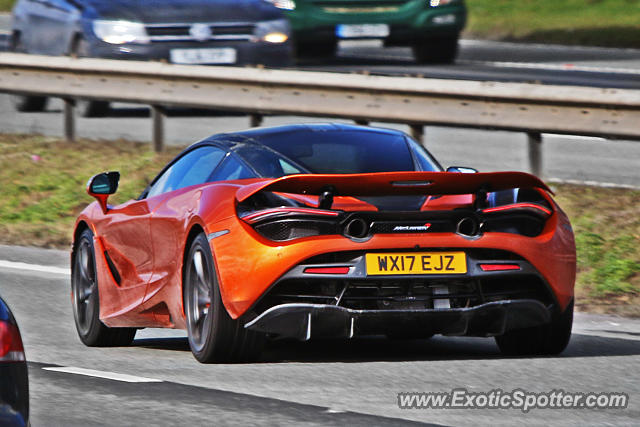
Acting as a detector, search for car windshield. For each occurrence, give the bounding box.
[257,130,438,174]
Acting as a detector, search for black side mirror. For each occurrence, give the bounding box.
[87,171,120,213]
[447,166,478,174]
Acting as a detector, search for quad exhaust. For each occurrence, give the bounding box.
[344,218,370,239]
[456,216,479,237]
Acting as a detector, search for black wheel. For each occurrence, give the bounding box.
[495,301,573,356]
[76,100,110,118]
[71,229,136,347]
[10,32,48,112]
[295,40,338,60]
[11,95,49,112]
[184,233,264,363]
[411,35,459,64]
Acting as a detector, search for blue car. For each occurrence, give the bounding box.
[10,0,292,115]
[0,295,29,427]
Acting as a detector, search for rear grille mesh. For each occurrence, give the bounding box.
[253,275,552,314]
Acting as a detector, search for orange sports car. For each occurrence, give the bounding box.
[72,124,576,363]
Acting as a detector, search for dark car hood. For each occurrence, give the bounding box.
[81,0,282,23]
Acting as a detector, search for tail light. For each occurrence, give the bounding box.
[0,320,26,362]
[482,203,551,217]
[481,189,553,237]
[240,207,341,242]
[241,207,339,224]
[479,263,521,272]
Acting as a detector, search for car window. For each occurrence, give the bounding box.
[146,146,226,198]
[234,144,304,178]
[405,137,442,172]
[209,154,256,182]
[260,130,418,174]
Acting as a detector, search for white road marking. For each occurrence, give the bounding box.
[459,59,640,75]
[0,259,69,276]
[43,366,162,383]
[325,408,347,414]
[459,38,640,54]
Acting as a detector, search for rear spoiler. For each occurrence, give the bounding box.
[235,171,551,202]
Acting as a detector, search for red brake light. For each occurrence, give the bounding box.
[482,203,551,216]
[241,207,340,224]
[479,264,521,272]
[0,321,26,362]
[304,267,350,275]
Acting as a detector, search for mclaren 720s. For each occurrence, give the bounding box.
[72,123,576,363]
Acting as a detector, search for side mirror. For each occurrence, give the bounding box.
[87,171,119,214]
[447,166,478,174]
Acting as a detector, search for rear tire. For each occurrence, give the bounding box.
[76,100,110,118]
[495,300,573,356]
[71,229,137,347]
[11,95,49,112]
[411,35,459,64]
[184,233,264,363]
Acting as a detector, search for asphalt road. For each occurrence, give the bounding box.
[311,39,640,89]
[0,244,639,426]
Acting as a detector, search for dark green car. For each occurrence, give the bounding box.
[266,0,466,63]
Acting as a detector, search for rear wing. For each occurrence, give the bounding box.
[235,171,551,202]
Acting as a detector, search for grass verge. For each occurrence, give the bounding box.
[0,134,638,315]
[464,0,640,48]
[0,134,180,247]
[553,184,640,316]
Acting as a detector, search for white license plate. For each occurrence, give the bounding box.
[335,24,390,39]
[169,48,237,65]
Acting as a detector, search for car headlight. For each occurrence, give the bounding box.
[265,0,296,10]
[93,20,150,44]
[254,19,291,44]
[429,0,455,6]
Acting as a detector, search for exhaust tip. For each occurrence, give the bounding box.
[344,218,370,239]
[457,217,479,237]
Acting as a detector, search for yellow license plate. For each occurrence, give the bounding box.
[365,252,467,275]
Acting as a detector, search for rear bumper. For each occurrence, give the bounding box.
[245,299,552,340]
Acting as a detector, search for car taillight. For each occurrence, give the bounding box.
[240,207,342,242]
[479,264,521,272]
[481,188,553,237]
[482,202,552,217]
[241,207,339,224]
[0,320,26,362]
[304,266,350,274]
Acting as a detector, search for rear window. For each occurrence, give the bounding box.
[259,130,416,174]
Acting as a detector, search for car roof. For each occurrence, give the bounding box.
[196,123,407,150]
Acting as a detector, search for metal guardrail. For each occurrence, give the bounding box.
[0,52,639,176]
